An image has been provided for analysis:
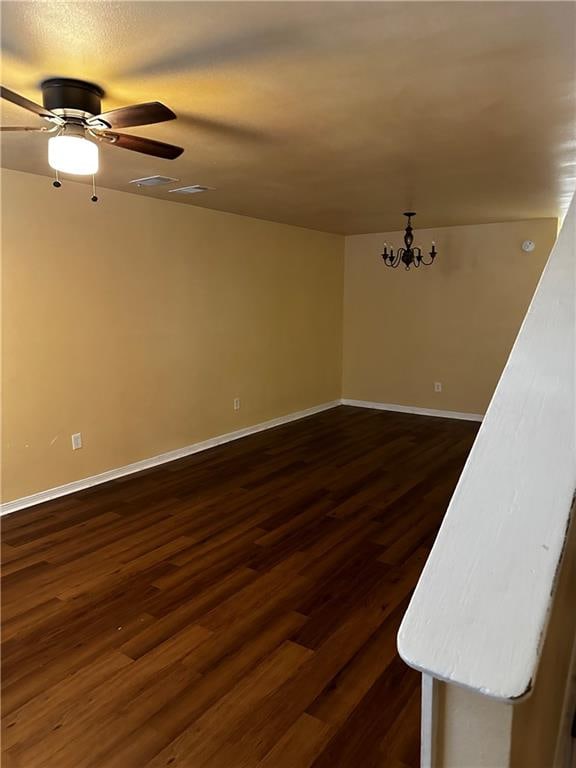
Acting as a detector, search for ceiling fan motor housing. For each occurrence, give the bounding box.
[1,79,184,160]
[41,78,104,119]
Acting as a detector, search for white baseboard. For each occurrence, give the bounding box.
[0,400,340,516]
[1,398,482,516]
[341,398,484,422]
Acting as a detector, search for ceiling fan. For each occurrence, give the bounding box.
[0,78,184,178]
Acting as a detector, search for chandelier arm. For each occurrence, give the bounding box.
[394,248,404,268]
[419,252,435,266]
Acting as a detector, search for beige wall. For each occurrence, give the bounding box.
[1,169,344,502]
[1,168,559,503]
[342,219,557,414]
[435,682,513,767]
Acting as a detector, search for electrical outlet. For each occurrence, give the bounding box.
[233,398,241,411]
[434,382,442,393]
[71,432,82,450]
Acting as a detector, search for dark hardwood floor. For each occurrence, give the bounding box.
[1,406,478,768]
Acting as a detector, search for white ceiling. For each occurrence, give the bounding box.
[1,1,575,233]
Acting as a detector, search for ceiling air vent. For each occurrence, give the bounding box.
[169,185,214,195]
[129,176,179,187]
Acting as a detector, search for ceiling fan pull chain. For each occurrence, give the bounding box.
[91,175,98,203]
[52,169,61,189]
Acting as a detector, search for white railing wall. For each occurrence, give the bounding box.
[397,194,576,767]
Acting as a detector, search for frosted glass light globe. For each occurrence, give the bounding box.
[48,135,99,175]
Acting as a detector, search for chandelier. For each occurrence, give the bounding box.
[382,212,437,270]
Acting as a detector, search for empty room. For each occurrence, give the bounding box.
[1,2,575,767]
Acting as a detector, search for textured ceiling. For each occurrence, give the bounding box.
[1,1,575,234]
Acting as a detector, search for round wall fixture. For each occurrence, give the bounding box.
[522,240,536,252]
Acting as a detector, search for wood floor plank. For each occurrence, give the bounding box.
[1,651,134,753]
[257,713,333,768]
[197,602,406,767]
[3,624,210,767]
[309,655,420,768]
[92,611,309,767]
[144,640,313,768]
[1,406,478,767]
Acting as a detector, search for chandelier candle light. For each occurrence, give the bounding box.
[382,212,437,270]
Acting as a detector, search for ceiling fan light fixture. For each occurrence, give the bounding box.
[48,134,99,175]
[2,79,184,194]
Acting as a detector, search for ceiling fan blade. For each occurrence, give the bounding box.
[0,125,50,131]
[88,101,176,130]
[101,131,183,159]
[0,85,61,122]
